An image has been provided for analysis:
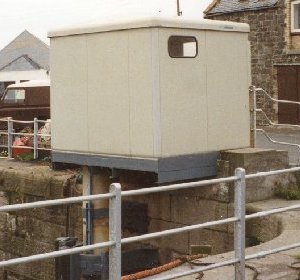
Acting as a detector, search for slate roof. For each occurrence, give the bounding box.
[205,0,279,16]
[0,30,49,72]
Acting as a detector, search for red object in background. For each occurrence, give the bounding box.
[12,137,33,157]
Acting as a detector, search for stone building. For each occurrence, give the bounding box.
[205,0,300,124]
[0,30,49,97]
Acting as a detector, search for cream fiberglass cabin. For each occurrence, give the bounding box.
[49,17,251,183]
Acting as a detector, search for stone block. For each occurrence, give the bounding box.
[189,229,234,255]
[0,233,54,257]
[5,258,55,280]
[170,196,228,232]
[143,219,189,255]
[15,216,66,242]
[17,207,67,226]
[170,181,230,203]
[124,192,171,221]
[221,148,292,203]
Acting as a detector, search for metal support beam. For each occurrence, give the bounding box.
[234,168,246,280]
[86,167,94,245]
[109,183,122,280]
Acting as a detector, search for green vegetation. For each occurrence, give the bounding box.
[292,252,300,260]
[0,149,8,157]
[16,153,34,161]
[274,183,300,200]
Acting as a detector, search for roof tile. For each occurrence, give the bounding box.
[205,0,279,16]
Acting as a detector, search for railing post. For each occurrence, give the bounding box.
[250,86,257,148]
[109,183,122,280]
[7,117,13,159]
[33,118,38,159]
[234,168,246,280]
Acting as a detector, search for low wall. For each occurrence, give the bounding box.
[0,164,82,280]
[122,148,295,262]
[0,148,296,279]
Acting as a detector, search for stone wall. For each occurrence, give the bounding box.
[0,165,82,280]
[206,0,300,122]
[122,148,294,263]
[0,149,296,278]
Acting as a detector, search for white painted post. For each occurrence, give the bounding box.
[33,118,38,159]
[7,117,13,159]
[253,87,257,147]
[234,168,246,280]
[109,183,122,280]
[250,86,257,148]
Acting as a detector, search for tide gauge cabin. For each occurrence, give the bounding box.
[49,17,251,183]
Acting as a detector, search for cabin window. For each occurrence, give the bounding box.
[292,1,300,32]
[168,36,198,58]
[3,89,25,104]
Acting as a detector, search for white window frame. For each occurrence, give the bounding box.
[292,0,300,33]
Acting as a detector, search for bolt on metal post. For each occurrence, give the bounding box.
[234,168,246,280]
[109,183,122,280]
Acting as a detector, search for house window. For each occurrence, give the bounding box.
[168,36,198,58]
[292,0,300,32]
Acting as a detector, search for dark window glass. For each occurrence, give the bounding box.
[294,3,300,30]
[168,36,198,58]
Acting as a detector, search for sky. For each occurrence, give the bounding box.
[0,0,212,49]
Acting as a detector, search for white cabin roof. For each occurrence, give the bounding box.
[7,79,50,89]
[48,16,250,38]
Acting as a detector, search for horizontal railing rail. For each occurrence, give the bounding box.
[251,86,300,164]
[1,166,300,279]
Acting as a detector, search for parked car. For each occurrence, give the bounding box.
[0,79,50,121]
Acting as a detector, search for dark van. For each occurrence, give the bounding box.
[0,80,50,121]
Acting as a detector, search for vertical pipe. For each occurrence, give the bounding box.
[234,168,246,280]
[109,183,122,280]
[33,118,38,159]
[7,117,13,159]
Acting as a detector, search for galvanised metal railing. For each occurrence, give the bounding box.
[1,166,300,279]
[0,117,51,159]
[251,86,300,158]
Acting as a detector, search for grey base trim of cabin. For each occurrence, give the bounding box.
[52,151,219,183]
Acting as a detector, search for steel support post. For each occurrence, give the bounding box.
[33,118,38,159]
[109,183,122,280]
[86,167,93,245]
[7,117,13,159]
[249,86,257,148]
[234,168,246,280]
